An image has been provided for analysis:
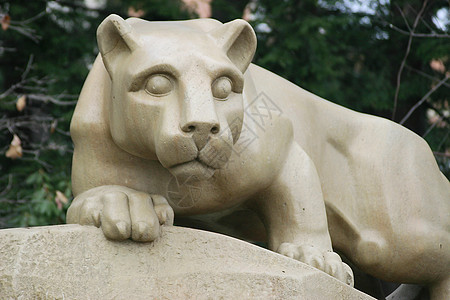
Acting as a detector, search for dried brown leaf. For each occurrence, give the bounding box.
[16,95,26,111]
[242,3,252,21]
[50,120,57,134]
[1,14,10,31]
[55,190,69,210]
[127,7,145,18]
[5,134,23,159]
[430,59,445,73]
[181,0,211,18]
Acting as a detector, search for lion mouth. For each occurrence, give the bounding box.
[170,157,217,170]
[168,158,217,182]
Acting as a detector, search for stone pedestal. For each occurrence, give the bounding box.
[0,225,373,299]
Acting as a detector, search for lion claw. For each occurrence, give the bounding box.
[277,242,354,286]
[67,185,174,242]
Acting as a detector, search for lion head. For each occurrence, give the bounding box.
[96,15,256,182]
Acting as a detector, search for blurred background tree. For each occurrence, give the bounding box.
[0,0,448,229]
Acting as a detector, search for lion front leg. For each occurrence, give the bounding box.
[251,142,354,286]
[67,185,174,242]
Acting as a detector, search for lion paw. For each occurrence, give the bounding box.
[277,243,354,286]
[67,185,174,242]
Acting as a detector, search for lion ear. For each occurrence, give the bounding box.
[209,19,257,73]
[97,14,141,75]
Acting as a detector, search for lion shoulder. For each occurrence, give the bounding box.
[71,55,111,144]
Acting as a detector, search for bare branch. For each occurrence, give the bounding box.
[405,65,450,88]
[395,4,411,31]
[400,75,449,125]
[55,127,71,137]
[20,150,53,170]
[28,93,78,106]
[0,46,16,52]
[21,54,34,81]
[0,174,13,197]
[0,198,28,205]
[0,58,76,108]
[8,25,41,43]
[414,5,437,33]
[392,0,429,120]
[0,82,20,99]
[0,57,37,99]
[2,115,55,124]
[424,101,450,126]
[422,115,442,138]
[2,10,46,43]
[388,23,450,38]
[437,129,450,152]
[421,101,450,138]
[10,10,46,25]
[392,35,414,119]
[434,152,450,158]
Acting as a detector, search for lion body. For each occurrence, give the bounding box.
[69,17,450,297]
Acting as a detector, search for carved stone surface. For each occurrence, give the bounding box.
[66,14,450,298]
[0,225,373,299]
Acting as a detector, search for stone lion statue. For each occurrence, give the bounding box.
[67,15,450,298]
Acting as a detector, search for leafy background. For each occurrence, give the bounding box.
[0,0,448,228]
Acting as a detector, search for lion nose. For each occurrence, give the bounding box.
[181,121,220,150]
[181,122,220,134]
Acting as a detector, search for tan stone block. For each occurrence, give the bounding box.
[0,225,373,299]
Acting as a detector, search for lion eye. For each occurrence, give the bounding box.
[212,77,232,100]
[145,74,172,96]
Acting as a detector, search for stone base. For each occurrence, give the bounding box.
[0,225,373,299]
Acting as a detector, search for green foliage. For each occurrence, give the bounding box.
[210,0,249,22]
[252,0,393,112]
[2,169,71,227]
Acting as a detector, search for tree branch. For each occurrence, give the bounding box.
[0,175,13,197]
[388,23,450,38]
[28,94,77,106]
[399,74,449,125]
[405,65,450,88]
[437,129,449,152]
[434,151,450,158]
[395,4,411,31]
[21,54,34,81]
[422,115,442,137]
[10,10,46,25]
[392,0,429,120]
[8,25,41,43]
